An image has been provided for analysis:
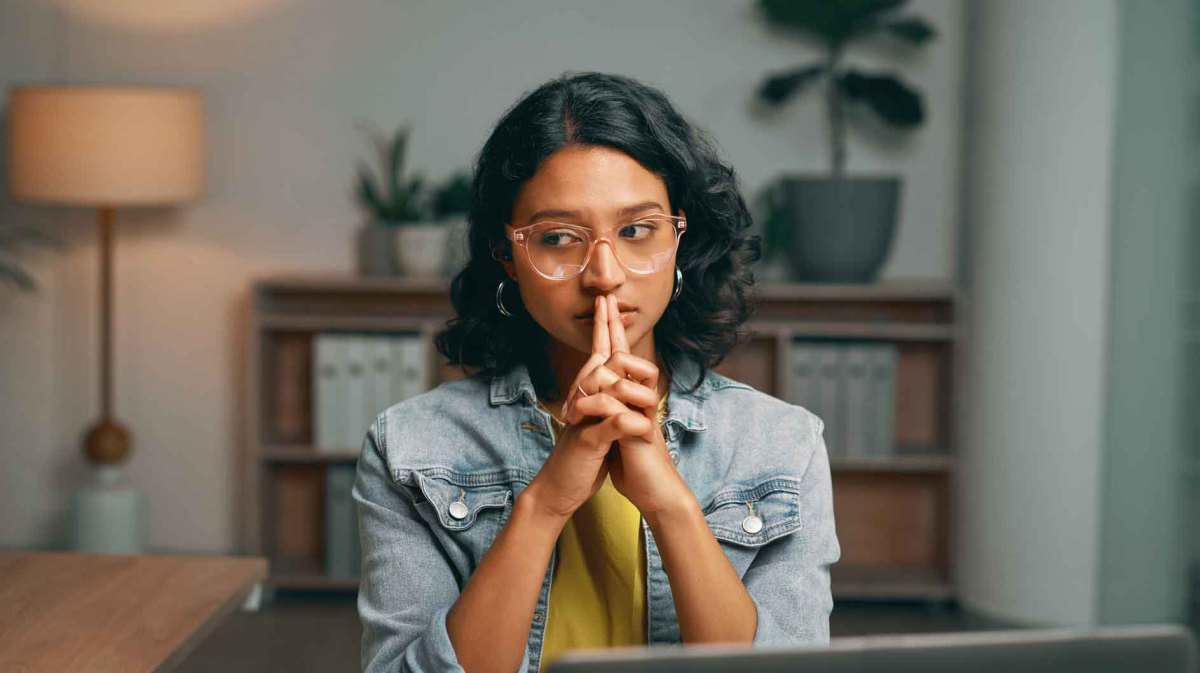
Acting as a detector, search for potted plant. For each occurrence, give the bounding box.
[755,0,935,282]
[0,222,64,291]
[432,170,472,277]
[355,122,448,277]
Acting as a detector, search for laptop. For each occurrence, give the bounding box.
[544,624,1197,673]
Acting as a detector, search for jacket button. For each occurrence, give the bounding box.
[741,514,763,534]
[448,501,469,520]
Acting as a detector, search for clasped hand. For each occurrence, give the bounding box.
[558,294,688,517]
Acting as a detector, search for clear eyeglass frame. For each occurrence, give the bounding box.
[503,214,687,281]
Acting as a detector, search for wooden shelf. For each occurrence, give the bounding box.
[243,273,962,601]
[262,445,358,463]
[832,565,954,601]
[831,455,955,473]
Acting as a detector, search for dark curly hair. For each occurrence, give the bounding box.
[434,71,762,402]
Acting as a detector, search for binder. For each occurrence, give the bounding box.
[811,343,844,460]
[366,337,394,435]
[343,336,370,452]
[324,464,359,580]
[842,344,872,459]
[313,334,347,453]
[390,334,428,404]
[868,344,898,457]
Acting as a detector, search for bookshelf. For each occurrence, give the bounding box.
[242,274,962,601]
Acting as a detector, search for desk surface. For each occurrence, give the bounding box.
[0,551,267,673]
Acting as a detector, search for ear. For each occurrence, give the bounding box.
[492,238,518,282]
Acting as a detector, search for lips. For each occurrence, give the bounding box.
[575,300,636,319]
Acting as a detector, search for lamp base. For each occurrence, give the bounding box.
[71,464,144,554]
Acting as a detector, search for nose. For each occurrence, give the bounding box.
[581,237,625,291]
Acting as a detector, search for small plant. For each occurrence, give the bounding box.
[0,222,64,292]
[755,0,936,176]
[431,171,471,220]
[355,121,430,225]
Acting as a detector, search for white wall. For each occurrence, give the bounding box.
[957,0,1118,626]
[0,0,965,553]
[1097,0,1198,625]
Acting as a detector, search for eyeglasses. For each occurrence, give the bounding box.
[504,214,687,281]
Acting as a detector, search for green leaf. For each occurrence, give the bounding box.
[0,258,36,291]
[758,0,908,44]
[881,16,936,44]
[757,64,827,105]
[837,69,925,127]
[357,165,383,214]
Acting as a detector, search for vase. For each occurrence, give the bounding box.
[394,222,450,278]
[358,221,397,277]
[773,176,900,283]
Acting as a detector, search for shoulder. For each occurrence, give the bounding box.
[699,369,825,472]
[373,374,512,470]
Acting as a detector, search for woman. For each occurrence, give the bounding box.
[354,71,840,673]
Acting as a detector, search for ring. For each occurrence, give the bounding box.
[577,383,588,398]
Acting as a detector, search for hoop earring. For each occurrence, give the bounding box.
[496,280,513,317]
[671,267,684,302]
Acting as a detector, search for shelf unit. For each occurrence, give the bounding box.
[242,273,961,600]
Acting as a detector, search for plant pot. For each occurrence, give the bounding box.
[394,222,450,278]
[358,221,398,277]
[773,176,900,283]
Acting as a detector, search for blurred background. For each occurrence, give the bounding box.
[1,0,1197,671]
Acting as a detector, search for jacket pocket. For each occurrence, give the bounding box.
[703,477,804,576]
[395,467,516,577]
[401,468,513,531]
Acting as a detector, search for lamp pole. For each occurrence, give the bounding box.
[83,206,130,467]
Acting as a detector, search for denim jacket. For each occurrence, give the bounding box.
[353,354,841,673]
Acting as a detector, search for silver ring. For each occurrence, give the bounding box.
[577,383,588,398]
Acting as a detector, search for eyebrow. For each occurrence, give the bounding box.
[526,200,665,225]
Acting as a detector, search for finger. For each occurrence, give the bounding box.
[565,351,608,416]
[579,408,654,450]
[600,351,659,394]
[608,294,630,354]
[573,372,657,421]
[566,388,624,426]
[592,294,611,358]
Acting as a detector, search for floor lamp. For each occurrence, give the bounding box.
[7,85,205,553]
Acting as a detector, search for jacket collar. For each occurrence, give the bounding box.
[489,355,709,441]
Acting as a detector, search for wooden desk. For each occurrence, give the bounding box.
[0,551,267,673]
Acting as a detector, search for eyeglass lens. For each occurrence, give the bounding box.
[526,217,680,279]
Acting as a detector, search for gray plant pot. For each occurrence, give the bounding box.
[358,221,397,277]
[775,176,900,283]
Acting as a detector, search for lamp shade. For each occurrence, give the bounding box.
[7,85,205,207]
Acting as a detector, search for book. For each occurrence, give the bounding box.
[868,344,898,457]
[343,336,369,452]
[841,344,872,459]
[324,463,360,580]
[390,334,428,405]
[788,339,819,416]
[313,334,348,454]
[366,337,394,438]
[813,343,844,460]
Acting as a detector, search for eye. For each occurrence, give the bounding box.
[539,228,586,247]
[619,222,658,240]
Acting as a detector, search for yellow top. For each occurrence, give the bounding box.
[535,386,669,673]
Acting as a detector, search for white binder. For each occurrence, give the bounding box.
[841,344,872,459]
[313,334,347,453]
[342,336,369,452]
